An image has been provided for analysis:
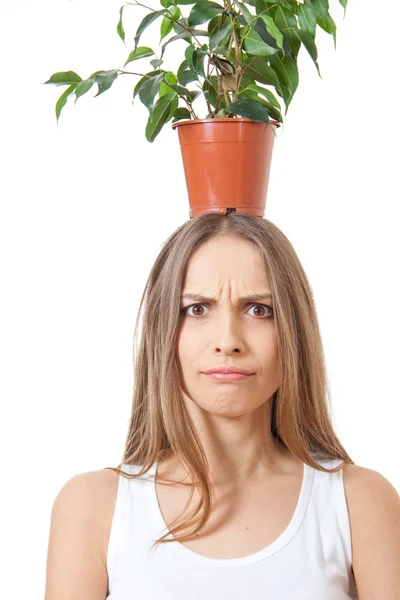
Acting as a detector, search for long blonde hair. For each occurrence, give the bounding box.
[105,212,354,551]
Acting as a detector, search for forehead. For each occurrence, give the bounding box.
[183,237,270,291]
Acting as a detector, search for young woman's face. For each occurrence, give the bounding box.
[177,236,281,418]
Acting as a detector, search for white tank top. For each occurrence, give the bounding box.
[106,452,358,599]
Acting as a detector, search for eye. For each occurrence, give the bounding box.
[180,303,274,319]
[248,304,274,318]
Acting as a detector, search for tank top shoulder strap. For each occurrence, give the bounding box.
[308,454,353,570]
[106,463,147,579]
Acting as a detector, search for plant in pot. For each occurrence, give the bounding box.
[44,0,348,217]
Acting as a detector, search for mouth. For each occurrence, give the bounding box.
[202,372,253,382]
[202,367,254,375]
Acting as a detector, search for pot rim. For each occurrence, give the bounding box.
[171,117,281,129]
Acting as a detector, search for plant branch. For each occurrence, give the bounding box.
[231,12,241,100]
[224,91,231,108]
[204,52,213,116]
[215,73,223,113]
[118,69,150,77]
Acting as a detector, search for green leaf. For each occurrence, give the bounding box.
[243,27,280,56]
[268,52,298,112]
[212,45,233,59]
[192,45,208,78]
[179,69,199,86]
[175,0,197,4]
[260,14,284,49]
[88,70,108,79]
[209,20,233,50]
[339,0,348,17]
[160,28,208,58]
[265,0,297,11]
[242,57,282,94]
[161,0,177,6]
[286,27,321,77]
[124,46,155,67]
[243,20,279,58]
[255,0,271,17]
[177,59,189,78]
[150,58,164,69]
[93,69,119,97]
[185,43,196,67]
[298,2,316,37]
[273,7,301,56]
[188,1,225,27]
[44,71,82,86]
[245,18,278,50]
[239,82,281,109]
[226,97,270,123]
[189,89,202,103]
[306,0,329,21]
[117,5,126,44]
[274,6,297,29]
[240,88,282,121]
[259,101,282,123]
[305,0,336,46]
[134,10,167,51]
[323,12,337,48]
[133,70,164,99]
[173,16,190,35]
[160,6,181,41]
[166,82,193,98]
[55,84,77,122]
[74,79,95,103]
[145,92,178,142]
[172,106,192,122]
[233,1,255,26]
[238,72,255,90]
[208,14,221,36]
[165,93,180,121]
[139,72,165,112]
[159,71,178,96]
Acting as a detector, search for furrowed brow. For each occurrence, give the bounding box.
[181,293,273,303]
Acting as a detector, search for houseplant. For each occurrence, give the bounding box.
[44,0,348,216]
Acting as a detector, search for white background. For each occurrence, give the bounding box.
[0,0,399,597]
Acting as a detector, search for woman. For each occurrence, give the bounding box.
[44,212,400,599]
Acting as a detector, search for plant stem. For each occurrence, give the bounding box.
[204,53,214,117]
[231,16,240,101]
[119,69,150,77]
[215,74,223,113]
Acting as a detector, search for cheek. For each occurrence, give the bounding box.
[257,338,281,376]
[268,347,282,385]
[177,326,196,363]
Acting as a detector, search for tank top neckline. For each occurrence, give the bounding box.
[146,456,315,568]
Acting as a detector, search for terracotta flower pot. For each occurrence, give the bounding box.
[171,117,280,219]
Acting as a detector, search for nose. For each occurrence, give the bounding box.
[213,310,244,354]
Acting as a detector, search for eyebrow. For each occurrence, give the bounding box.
[181,292,273,303]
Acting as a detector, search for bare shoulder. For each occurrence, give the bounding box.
[81,468,121,561]
[44,468,120,600]
[342,461,399,496]
[55,468,120,538]
[342,462,400,599]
